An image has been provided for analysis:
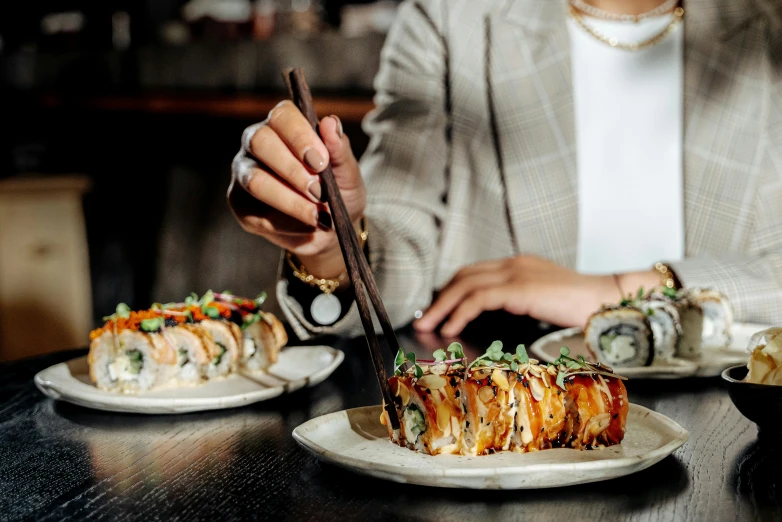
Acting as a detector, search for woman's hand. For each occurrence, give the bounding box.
[229,101,365,278]
[414,255,625,337]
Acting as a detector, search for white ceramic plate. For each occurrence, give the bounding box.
[34,345,344,414]
[530,322,769,379]
[293,404,688,489]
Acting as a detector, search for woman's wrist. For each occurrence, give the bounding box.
[616,270,664,297]
[291,216,365,280]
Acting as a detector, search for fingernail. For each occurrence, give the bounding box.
[330,115,343,138]
[306,177,322,202]
[317,209,332,231]
[304,148,326,172]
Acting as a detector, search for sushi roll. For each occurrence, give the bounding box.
[585,306,655,367]
[382,343,629,456]
[684,288,733,347]
[241,314,287,372]
[89,329,177,393]
[637,297,682,361]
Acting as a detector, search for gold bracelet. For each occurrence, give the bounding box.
[286,216,368,294]
[654,262,677,290]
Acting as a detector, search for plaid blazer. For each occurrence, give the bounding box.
[279,0,782,339]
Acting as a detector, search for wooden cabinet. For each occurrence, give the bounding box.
[0,176,92,361]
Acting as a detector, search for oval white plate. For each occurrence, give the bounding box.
[530,322,769,379]
[293,404,688,489]
[34,345,344,414]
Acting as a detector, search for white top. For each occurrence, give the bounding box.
[569,13,684,275]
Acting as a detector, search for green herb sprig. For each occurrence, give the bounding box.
[102,303,131,322]
[432,342,466,363]
[394,348,423,378]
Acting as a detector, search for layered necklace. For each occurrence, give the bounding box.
[568,0,684,51]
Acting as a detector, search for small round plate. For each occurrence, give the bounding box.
[292,404,689,490]
[530,322,771,379]
[34,346,344,414]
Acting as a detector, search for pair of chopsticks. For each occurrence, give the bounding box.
[283,67,401,430]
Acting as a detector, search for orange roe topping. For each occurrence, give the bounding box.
[88,302,234,340]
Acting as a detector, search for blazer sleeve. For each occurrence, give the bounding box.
[277,0,449,340]
[669,68,782,324]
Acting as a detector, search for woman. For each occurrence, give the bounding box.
[229,0,782,340]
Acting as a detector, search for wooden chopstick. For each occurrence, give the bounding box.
[283,67,400,430]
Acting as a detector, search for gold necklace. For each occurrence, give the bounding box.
[569,4,684,51]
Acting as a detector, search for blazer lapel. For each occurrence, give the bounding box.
[486,1,578,266]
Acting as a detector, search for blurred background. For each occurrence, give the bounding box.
[0,0,398,360]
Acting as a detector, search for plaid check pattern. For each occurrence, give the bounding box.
[278,0,782,339]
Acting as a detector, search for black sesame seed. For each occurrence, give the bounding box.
[455,391,460,398]
[549,414,553,419]
[520,425,524,432]
[421,395,427,402]
[450,377,457,387]
[493,386,497,397]
[164,318,178,327]
[541,427,544,433]
[523,381,529,388]
[612,413,618,419]
[480,417,483,424]
[466,421,470,428]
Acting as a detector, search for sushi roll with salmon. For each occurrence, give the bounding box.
[381,342,629,456]
[88,290,288,393]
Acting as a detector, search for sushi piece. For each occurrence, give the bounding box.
[163,325,212,385]
[199,319,242,379]
[637,296,682,361]
[672,294,704,358]
[241,315,287,372]
[462,367,517,455]
[88,329,177,393]
[387,366,466,455]
[382,343,629,456]
[585,306,655,367]
[684,288,733,347]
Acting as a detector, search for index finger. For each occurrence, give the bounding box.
[265,100,330,173]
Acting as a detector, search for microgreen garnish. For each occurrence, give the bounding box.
[447,342,465,360]
[394,348,423,378]
[516,344,529,364]
[140,317,163,332]
[637,287,645,300]
[102,302,132,322]
[433,348,447,362]
[468,340,505,370]
[662,287,678,299]
[551,346,590,390]
[255,291,268,307]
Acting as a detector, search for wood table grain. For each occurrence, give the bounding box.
[1,324,780,522]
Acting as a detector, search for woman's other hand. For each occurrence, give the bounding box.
[229,101,365,278]
[414,255,634,337]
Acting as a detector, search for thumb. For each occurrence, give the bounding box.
[319,115,357,173]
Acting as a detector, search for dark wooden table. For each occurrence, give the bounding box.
[2,322,781,522]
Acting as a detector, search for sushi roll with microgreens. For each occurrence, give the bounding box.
[88,290,288,393]
[585,306,655,367]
